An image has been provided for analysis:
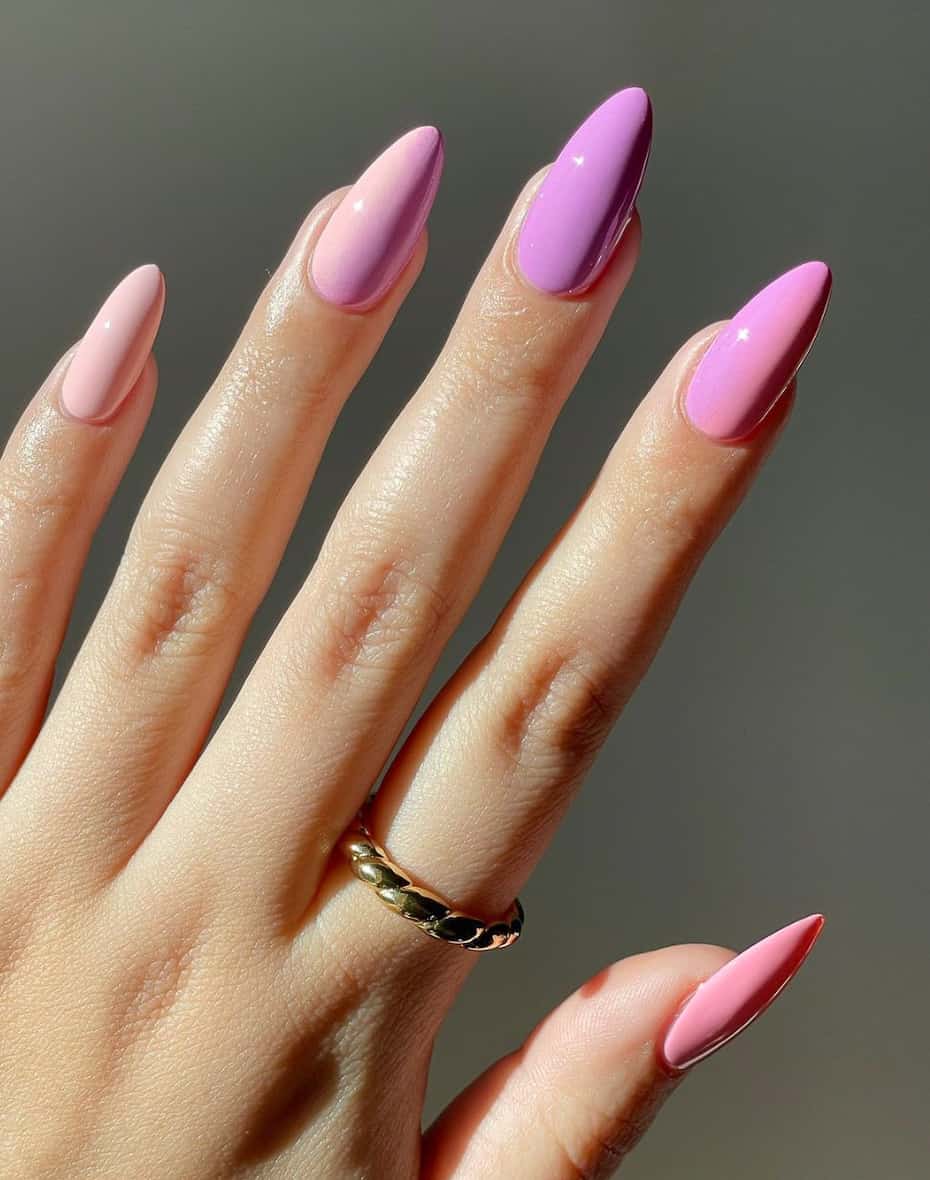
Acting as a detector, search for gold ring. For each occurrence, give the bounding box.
[340,806,524,951]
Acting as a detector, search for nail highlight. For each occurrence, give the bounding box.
[516,87,652,296]
[61,264,165,423]
[684,261,832,441]
[660,914,824,1072]
[311,126,444,310]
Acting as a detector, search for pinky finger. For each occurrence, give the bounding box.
[421,916,823,1180]
[0,265,163,785]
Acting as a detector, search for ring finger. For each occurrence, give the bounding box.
[345,261,832,966]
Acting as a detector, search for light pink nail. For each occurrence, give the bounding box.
[684,261,832,441]
[660,914,824,1072]
[310,126,444,310]
[61,264,165,423]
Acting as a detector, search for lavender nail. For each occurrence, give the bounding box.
[517,88,652,296]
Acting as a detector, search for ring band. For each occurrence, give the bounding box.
[340,806,524,951]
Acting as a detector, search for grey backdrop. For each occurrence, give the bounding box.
[3,2,928,1176]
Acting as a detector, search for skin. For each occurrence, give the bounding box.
[0,168,796,1178]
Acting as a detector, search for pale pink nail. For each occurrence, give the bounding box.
[684,261,832,441]
[310,126,444,310]
[61,264,165,423]
[660,914,824,1072]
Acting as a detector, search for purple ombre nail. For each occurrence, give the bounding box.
[311,126,444,310]
[516,88,652,296]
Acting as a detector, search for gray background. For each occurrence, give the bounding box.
[3,1,928,1176]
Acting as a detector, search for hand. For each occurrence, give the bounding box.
[0,90,829,1178]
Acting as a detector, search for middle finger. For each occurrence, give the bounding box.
[162,89,653,923]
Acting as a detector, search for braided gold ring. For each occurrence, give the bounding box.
[340,807,524,951]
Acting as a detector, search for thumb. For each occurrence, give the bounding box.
[421,915,823,1180]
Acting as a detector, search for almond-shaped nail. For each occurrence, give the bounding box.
[61,264,165,423]
[516,87,652,296]
[310,126,444,310]
[684,261,832,441]
[660,914,824,1072]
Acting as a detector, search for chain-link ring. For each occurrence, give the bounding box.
[340,806,524,951]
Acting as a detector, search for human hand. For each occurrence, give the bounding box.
[0,90,829,1177]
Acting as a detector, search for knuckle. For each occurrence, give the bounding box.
[221,335,332,415]
[439,298,574,423]
[631,482,715,559]
[440,345,549,426]
[611,446,720,565]
[0,569,62,698]
[109,935,201,1055]
[0,642,51,718]
[111,509,244,669]
[308,536,452,684]
[0,468,80,531]
[491,645,616,783]
[0,473,87,698]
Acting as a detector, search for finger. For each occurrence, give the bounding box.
[359,262,831,943]
[0,264,163,787]
[173,90,652,923]
[422,917,823,1179]
[11,127,441,879]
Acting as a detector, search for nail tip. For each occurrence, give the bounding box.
[586,86,653,148]
[120,262,166,299]
[601,84,652,118]
[769,259,832,306]
[403,124,444,163]
[795,911,826,949]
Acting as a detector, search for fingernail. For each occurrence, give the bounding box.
[684,261,832,441]
[516,87,652,296]
[660,914,825,1072]
[61,264,165,423]
[310,126,444,310]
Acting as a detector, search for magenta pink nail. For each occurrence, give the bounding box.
[684,261,832,441]
[310,126,444,310]
[60,264,165,423]
[516,87,652,296]
[660,914,825,1072]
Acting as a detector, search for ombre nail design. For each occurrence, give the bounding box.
[660,914,825,1072]
[516,87,652,296]
[61,264,165,423]
[684,261,832,441]
[311,126,444,310]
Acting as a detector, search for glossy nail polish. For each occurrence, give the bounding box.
[660,914,824,1072]
[61,264,165,423]
[311,126,444,310]
[516,87,652,296]
[684,261,832,441]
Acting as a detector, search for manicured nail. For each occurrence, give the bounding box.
[684,261,832,441]
[516,87,652,296]
[310,126,444,310]
[61,264,165,423]
[660,914,824,1072]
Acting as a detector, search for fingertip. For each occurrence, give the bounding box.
[551,944,736,1063]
